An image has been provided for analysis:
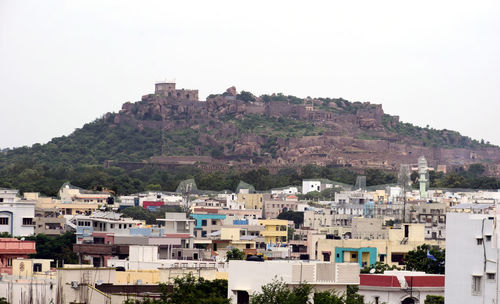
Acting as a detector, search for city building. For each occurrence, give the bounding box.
[228,260,359,304]
[0,238,37,274]
[0,189,35,236]
[358,271,444,304]
[258,219,288,245]
[445,212,498,304]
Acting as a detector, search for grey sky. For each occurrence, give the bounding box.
[1,0,499,149]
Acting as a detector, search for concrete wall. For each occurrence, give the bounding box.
[56,267,116,304]
[0,276,56,304]
[0,201,35,236]
[158,268,217,283]
[445,213,497,304]
[115,270,159,285]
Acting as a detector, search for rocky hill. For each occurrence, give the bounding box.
[101,82,500,177]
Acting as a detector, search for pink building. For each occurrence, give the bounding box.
[0,238,36,274]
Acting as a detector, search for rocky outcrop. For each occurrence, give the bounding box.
[105,86,500,177]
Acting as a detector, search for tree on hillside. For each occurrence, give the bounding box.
[236,91,256,102]
[404,244,445,274]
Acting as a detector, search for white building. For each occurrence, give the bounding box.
[303,179,334,194]
[358,271,444,304]
[271,186,299,195]
[445,212,498,304]
[0,188,35,236]
[228,260,359,304]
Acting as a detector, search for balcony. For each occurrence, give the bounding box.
[73,244,129,256]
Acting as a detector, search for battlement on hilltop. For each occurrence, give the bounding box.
[154,81,199,101]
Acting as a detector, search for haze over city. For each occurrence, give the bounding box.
[1,0,499,148]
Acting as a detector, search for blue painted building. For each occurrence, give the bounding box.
[333,247,377,268]
[190,214,226,228]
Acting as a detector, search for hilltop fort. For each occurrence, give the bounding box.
[104,82,500,176]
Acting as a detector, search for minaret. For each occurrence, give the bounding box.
[418,156,429,198]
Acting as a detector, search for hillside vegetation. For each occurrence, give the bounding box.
[0,89,498,195]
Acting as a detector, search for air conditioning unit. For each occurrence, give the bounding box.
[70,281,79,288]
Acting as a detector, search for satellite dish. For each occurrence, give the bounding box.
[369,269,376,274]
[96,280,103,285]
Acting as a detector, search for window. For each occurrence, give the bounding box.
[486,235,492,241]
[201,231,207,237]
[202,220,207,227]
[472,275,482,295]
[212,220,217,225]
[477,238,483,245]
[22,218,33,226]
[119,224,122,229]
[351,253,357,259]
[33,263,43,272]
[487,273,496,280]
[0,217,8,225]
[110,224,114,229]
[7,258,12,266]
[374,296,380,304]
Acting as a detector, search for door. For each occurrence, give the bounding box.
[402,297,415,304]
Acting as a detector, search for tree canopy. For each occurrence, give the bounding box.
[403,244,445,274]
[25,232,78,266]
[250,279,364,304]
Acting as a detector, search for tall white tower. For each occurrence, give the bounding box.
[418,156,429,198]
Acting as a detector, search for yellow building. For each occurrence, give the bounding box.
[237,193,263,210]
[219,227,257,251]
[12,259,53,278]
[315,223,445,268]
[115,270,159,284]
[370,190,387,203]
[36,200,99,215]
[258,219,288,244]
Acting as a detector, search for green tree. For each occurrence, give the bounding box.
[25,232,78,266]
[165,275,230,304]
[0,297,8,304]
[236,91,256,102]
[360,261,400,274]
[277,211,304,228]
[250,278,312,304]
[404,244,445,274]
[314,285,364,304]
[145,184,162,191]
[424,295,444,304]
[121,206,157,224]
[226,248,245,261]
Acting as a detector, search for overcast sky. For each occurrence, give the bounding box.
[1,0,499,149]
